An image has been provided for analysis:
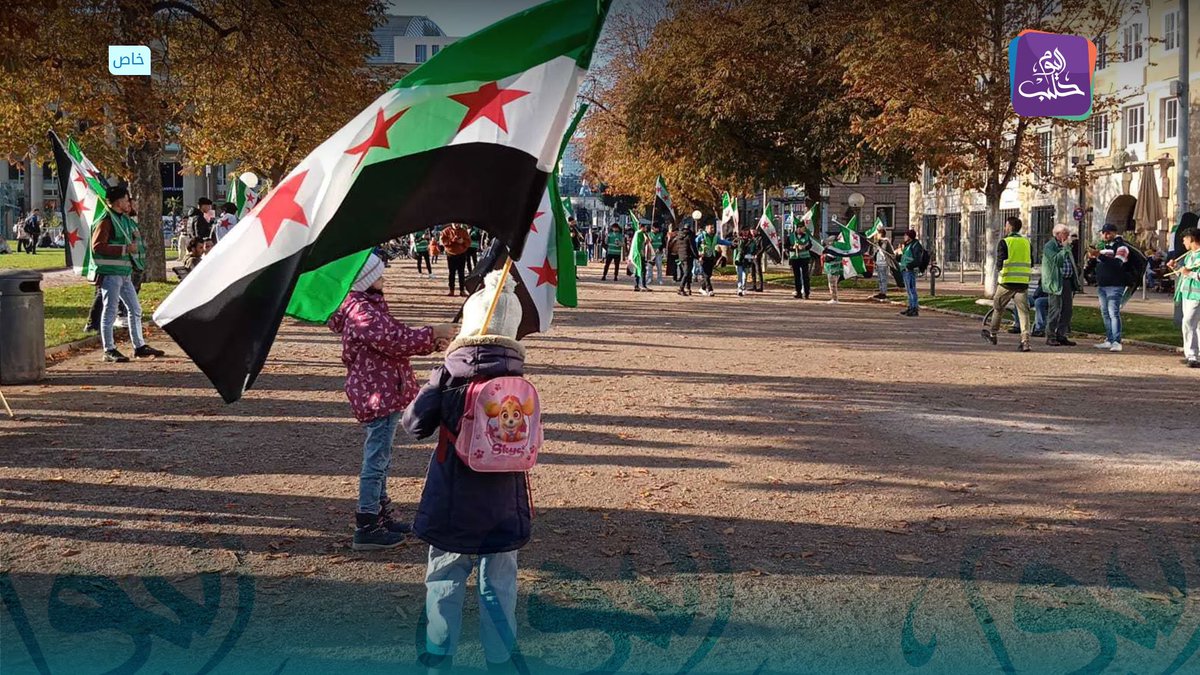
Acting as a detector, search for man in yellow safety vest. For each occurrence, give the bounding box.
[982,215,1033,352]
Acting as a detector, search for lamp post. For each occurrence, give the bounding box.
[819,185,831,236]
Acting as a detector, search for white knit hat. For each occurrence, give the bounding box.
[457,269,522,340]
[351,254,385,292]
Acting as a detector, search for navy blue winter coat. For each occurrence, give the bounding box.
[402,338,532,555]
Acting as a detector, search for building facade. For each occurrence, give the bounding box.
[912,0,1196,271]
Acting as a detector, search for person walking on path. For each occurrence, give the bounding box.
[1041,224,1080,347]
[630,220,653,291]
[601,223,624,281]
[328,255,453,552]
[752,229,766,292]
[695,222,732,297]
[899,229,924,316]
[735,228,758,297]
[982,216,1033,352]
[671,222,698,296]
[871,233,895,300]
[1092,223,1132,352]
[1170,227,1200,368]
[90,185,164,362]
[439,223,472,297]
[20,209,42,254]
[787,223,814,299]
[823,237,843,304]
[403,271,532,674]
[650,222,666,285]
[413,230,433,278]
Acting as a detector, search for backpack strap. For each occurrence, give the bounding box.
[436,424,456,463]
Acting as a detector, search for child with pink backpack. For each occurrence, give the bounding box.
[402,269,539,674]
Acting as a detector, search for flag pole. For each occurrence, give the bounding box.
[0,389,13,418]
[479,257,514,336]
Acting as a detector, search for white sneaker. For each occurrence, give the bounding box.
[1094,341,1112,349]
[737,289,744,296]
[1109,342,1123,352]
[114,317,128,329]
[826,299,839,304]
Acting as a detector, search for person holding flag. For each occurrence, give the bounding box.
[787,222,816,299]
[90,185,165,362]
[695,222,732,296]
[601,223,624,281]
[865,218,893,300]
[630,220,653,291]
[734,227,758,297]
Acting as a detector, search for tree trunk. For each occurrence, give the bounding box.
[128,144,166,282]
[983,191,1000,297]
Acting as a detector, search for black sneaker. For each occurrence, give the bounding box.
[378,499,412,534]
[83,323,98,333]
[134,345,165,358]
[1031,330,1045,338]
[103,349,129,363]
[980,328,997,345]
[1045,339,1063,347]
[1058,338,1077,347]
[352,513,405,551]
[1189,360,1200,369]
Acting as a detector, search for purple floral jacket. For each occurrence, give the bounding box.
[328,289,435,423]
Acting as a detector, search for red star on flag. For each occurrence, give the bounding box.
[65,227,82,248]
[345,107,408,170]
[68,198,88,217]
[257,170,310,246]
[528,256,557,287]
[72,170,89,189]
[449,82,530,133]
[529,210,545,234]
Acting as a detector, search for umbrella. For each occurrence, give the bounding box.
[1132,165,1162,234]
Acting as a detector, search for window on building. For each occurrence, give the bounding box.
[968,211,987,263]
[1165,11,1180,51]
[841,169,859,184]
[1124,104,1145,145]
[876,173,894,184]
[431,44,440,56]
[922,214,937,254]
[874,204,895,230]
[1096,35,1108,69]
[1089,113,1110,151]
[1039,131,1054,177]
[1123,22,1143,61]
[943,213,962,263]
[1030,206,1055,264]
[1161,97,1179,142]
[8,164,22,181]
[922,164,934,191]
[415,44,428,63]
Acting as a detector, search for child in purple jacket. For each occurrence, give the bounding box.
[328,254,452,551]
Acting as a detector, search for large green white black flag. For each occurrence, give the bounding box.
[154,0,611,403]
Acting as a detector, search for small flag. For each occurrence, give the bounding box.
[654,175,675,224]
[826,217,866,279]
[757,205,783,263]
[799,203,817,225]
[864,217,885,240]
[49,132,107,278]
[721,192,739,227]
[154,0,612,403]
[230,173,261,218]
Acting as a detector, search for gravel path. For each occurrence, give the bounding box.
[1,264,1197,674]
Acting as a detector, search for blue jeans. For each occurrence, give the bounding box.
[99,274,145,352]
[902,270,918,309]
[877,262,888,295]
[652,252,664,283]
[1097,286,1124,343]
[358,412,400,513]
[736,264,749,291]
[425,546,519,664]
[1033,296,1049,333]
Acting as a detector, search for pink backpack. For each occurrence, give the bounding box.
[455,376,542,472]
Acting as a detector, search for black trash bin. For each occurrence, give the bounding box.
[0,269,45,384]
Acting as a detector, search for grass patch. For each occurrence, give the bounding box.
[921,295,1183,347]
[1,243,66,270]
[43,281,178,348]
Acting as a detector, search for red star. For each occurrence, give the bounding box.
[257,170,309,246]
[530,210,545,234]
[449,82,530,133]
[65,227,82,247]
[68,198,88,217]
[528,256,557,287]
[344,107,408,170]
[72,170,89,189]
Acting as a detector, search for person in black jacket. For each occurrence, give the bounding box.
[402,271,530,674]
[671,223,699,296]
